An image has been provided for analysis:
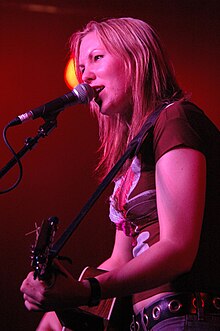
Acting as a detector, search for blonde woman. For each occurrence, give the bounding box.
[21,18,220,331]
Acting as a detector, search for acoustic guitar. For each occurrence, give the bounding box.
[31,217,132,331]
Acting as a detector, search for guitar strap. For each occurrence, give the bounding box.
[51,103,168,257]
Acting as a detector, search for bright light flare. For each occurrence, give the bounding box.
[64,58,79,89]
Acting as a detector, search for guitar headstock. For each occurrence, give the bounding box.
[31,216,59,280]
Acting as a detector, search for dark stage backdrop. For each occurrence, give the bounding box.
[0,1,219,330]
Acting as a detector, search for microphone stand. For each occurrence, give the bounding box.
[0,118,58,179]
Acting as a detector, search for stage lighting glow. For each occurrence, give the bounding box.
[64,57,79,89]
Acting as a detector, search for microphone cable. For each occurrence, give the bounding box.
[0,123,23,194]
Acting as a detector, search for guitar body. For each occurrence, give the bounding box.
[57,267,133,331]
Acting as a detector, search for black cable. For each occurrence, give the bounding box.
[0,124,23,194]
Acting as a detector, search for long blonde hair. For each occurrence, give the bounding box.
[70,17,183,179]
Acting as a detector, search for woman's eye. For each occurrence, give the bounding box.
[94,55,103,61]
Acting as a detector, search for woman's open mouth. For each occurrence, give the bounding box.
[94,86,104,106]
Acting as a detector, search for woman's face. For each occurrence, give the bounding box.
[78,31,132,117]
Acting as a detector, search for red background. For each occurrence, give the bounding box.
[0,1,219,330]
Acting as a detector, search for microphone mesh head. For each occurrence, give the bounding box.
[74,83,95,103]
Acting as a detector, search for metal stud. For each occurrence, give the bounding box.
[168,299,182,313]
[152,306,161,320]
[143,313,149,327]
[213,297,220,310]
[130,318,140,331]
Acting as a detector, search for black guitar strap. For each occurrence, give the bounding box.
[51,103,168,257]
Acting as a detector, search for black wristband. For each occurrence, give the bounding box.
[86,277,101,307]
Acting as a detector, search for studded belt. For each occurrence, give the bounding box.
[131,292,220,331]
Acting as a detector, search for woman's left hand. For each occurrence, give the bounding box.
[20,262,90,312]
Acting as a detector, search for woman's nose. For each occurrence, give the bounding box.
[82,66,96,83]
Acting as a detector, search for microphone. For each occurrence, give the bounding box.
[8,83,95,127]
